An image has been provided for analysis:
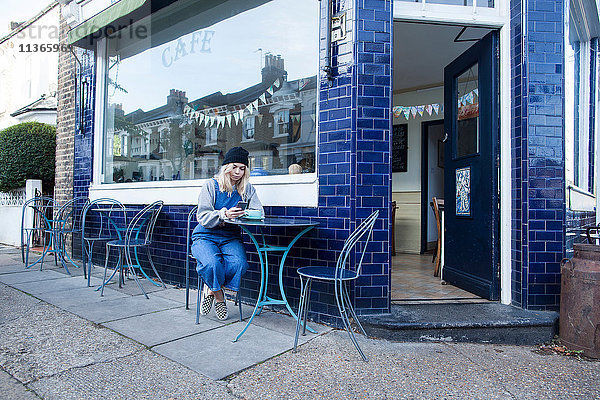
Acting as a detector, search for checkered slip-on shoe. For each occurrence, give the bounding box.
[200,290,215,316]
[215,301,228,320]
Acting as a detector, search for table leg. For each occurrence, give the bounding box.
[278,226,317,334]
[233,228,268,342]
[233,225,316,342]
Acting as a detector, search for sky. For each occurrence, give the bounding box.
[1,0,54,38]
[109,0,319,113]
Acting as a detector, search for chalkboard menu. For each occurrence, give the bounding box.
[392,124,408,172]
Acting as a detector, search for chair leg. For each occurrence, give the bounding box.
[335,279,367,362]
[100,244,112,296]
[196,279,202,325]
[125,247,148,299]
[343,283,367,336]
[144,247,166,288]
[293,276,309,353]
[236,291,243,322]
[302,278,313,336]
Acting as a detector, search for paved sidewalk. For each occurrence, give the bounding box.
[0,245,599,399]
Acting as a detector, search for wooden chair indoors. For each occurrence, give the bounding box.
[431,197,444,277]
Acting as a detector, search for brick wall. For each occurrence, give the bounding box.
[55,12,76,205]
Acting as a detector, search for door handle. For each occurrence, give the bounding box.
[442,133,449,143]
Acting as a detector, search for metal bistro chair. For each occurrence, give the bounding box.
[53,196,89,275]
[81,198,127,287]
[185,205,243,323]
[21,196,56,269]
[100,200,166,299]
[293,210,379,362]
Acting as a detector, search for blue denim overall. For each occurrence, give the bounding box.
[191,179,248,292]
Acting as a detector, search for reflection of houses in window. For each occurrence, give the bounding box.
[106,55,317,183]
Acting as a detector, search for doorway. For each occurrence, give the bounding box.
[391,21,500,303]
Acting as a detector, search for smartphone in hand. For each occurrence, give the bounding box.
[236,201,248,210]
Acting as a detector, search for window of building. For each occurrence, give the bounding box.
[565,1,598,194]
[206,127,218,146]
[100,0,318,184]
[243,116,255,142]
[274,110,290,137]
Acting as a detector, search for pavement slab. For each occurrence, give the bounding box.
[103,306,222,347]
[29,350,235,400]
[246,309,332,345]
[0,269,68,285]
[154,322,294,380]
[151,286,194,305]
[65,293,182,324]
[11,275,105,295]
[35,285,129,309]
[0,261,37,275]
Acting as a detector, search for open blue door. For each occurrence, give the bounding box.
[443,31,500,300]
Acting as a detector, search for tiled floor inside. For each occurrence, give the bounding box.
[391,253,486,303]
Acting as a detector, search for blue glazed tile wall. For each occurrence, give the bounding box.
[511,0,565,311]
[73,0,392,327]
[510,0,525,309]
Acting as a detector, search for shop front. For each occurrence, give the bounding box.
[60,0,596,326]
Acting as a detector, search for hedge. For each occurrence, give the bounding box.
[0,122,56,192]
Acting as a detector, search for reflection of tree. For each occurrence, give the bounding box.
[114,115,143,138]
[162,117,195,180]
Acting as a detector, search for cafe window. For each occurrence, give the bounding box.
[101,0,318,184]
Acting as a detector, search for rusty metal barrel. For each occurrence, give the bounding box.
[560,243,600,358]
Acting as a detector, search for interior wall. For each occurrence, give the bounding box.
[392,87,444,253]
[426,122,444,243]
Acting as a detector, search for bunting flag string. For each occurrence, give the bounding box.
[392,89,478,120]
[183,77,299,128]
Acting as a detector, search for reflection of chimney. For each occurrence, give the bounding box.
[167,89,188,106]
[114,103,124,118]
[261,54,287,83]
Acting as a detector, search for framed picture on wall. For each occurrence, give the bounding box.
[438,139,444,168]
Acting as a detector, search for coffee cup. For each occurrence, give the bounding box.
[244,209,262,219]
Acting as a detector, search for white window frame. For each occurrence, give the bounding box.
[242,115,256,142]
[564,0,598,202]
[206,126,218,146]
[273,109,290,138]
[394,0,505,26]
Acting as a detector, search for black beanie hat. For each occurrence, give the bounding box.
[222,146,249,166]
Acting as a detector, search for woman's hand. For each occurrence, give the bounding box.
[225,207,245,219]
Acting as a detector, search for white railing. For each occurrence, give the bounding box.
[0,180,42,246]
[0,188,26,206]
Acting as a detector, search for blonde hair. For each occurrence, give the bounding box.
[215,163,250,198]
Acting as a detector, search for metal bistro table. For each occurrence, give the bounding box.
[226,217,318,342]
